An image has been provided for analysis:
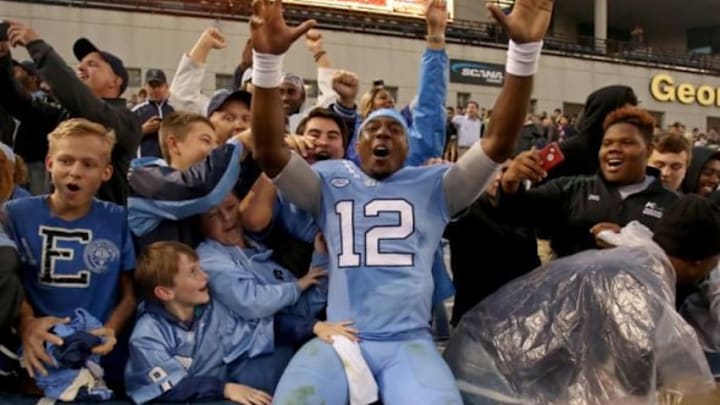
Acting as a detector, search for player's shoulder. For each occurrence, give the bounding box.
[393,163,450,181]
[311,158,354,174]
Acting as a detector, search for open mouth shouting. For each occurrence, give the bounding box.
[373,145,390,158]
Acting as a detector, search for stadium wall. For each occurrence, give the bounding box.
[4,0,720,131]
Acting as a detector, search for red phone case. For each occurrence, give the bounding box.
[539,142,565,171]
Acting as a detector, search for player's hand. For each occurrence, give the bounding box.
[501,148,546,193]
[426,0,448,36]
[141,116,162,135]
[487,0,554,44]
[590,222,622,249]
[297,267,328,291]
[6,19,40,48]
[19,315,68,377]
[305,29,324,54]
[89,327,117,355]
[285,134,315,158]
[224,383,272,405]
[250,0,316,55]
[332,70,359,108]
[313,321,359,344]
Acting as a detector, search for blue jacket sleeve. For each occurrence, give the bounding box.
[198,244,302,319]
[406,48,449,167]
[331,103,362,164]
[125,318,194,404]
[127,141,243,237]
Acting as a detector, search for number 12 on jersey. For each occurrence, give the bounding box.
[335,199,415,267]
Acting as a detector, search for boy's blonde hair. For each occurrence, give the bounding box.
[135,241,199,301]
[47,118,116,162]
[158,112,215,164]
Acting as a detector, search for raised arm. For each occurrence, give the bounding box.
[168,28,226,115]
[442,0,554,216]
[250,0,323,215]
[406,0,449,166]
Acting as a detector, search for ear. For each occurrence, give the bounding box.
[167,135,180,158]
[645,142,654,158]
[154,285,174,302]
[45,153,53,172]
[101,162,113,182]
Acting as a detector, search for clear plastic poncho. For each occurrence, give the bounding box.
[444,222,715,405]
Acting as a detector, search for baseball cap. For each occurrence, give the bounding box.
[206,89,252,117]
[357,108,410,138]
[145,69,167,85]
[12,59,39,78]
[73,38,129,95]
[653,195,720,261]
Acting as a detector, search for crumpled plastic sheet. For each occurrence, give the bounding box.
[444,222,715,405]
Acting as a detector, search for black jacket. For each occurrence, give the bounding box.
[499,168,678,258]
[132,99,174,158]
[681,146,720,195]
[0,245,22,331]
[545,85,638,181]
[24,40,141,205]
[0,56,68,163]
[444,194,540,325]
[515,123,546,155]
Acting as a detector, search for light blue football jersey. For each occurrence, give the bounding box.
[3,196,135,322]
[312,160,451,340]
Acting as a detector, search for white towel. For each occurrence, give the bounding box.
[330,336,378,405]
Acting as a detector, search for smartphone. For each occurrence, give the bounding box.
[538,142,565,171]
[0,21,8,42]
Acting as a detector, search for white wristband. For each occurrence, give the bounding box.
[252,51,284,88]
[505,40,543,77]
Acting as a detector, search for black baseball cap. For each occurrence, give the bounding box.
[145,69,167,85]
[207,89,252,117]
[73,37,129,95]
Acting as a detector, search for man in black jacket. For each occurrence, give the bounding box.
[3,20,141,204]
[499,106,678,258]
[132,69,174,158]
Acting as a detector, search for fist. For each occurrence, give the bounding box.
[331,70,359,103]
[305,29,324,54]
[200,27,226,50]
[425,0,449,34]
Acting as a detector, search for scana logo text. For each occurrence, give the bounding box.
[460,67,503,83]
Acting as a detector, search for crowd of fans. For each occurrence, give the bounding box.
[1,0,720,404]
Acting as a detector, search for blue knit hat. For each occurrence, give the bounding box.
[358,108,410,138]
